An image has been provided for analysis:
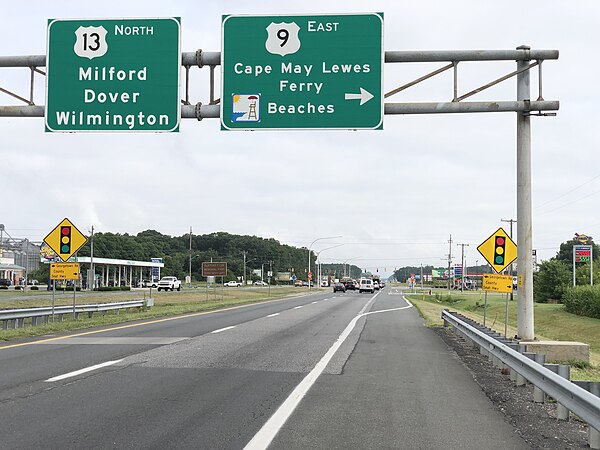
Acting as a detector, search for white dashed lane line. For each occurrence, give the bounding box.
[45,359,123,382]
[266,313,280,318]
[211,326,237,334]
[293,306,303,310]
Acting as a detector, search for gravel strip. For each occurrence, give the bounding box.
[434,327,590,449]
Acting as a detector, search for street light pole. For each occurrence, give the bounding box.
[457,243,469,291]
[308,236,342,290]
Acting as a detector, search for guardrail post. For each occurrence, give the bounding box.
[590,382,600,449]
[533,353,546,403]
[517,352,536,386]
[545,363,570,420]
[2,320,7,330]
[574,381,600,449]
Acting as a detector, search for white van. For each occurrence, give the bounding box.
[359,278,374,294]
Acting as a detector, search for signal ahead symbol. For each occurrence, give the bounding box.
[60,226,72,255]
[494,236,506,266]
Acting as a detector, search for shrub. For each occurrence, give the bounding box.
[30,286,39,290]
[0,286,7,290]
[14,285,23,290]
[96,286,130,292]
[562,285,600,319]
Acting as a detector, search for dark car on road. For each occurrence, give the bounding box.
[0,278,11,287]
[344,280,356,290]
[333,282,346,293]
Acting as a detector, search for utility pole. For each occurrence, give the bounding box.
[90,226,94,290]
[242,251,247,286]
[501,218,517,300]
[457,243,469,291]
[448,234,453,290]
[188,226,192,288]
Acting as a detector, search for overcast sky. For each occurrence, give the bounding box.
[1,1,598,278]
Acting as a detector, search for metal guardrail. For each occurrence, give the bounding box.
[1,299,153,329]
[442,309,600,434]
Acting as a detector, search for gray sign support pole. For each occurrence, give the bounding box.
[516,46,535,341]
[573,247,577,287]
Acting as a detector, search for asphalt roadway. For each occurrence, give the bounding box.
[0,288,531,449]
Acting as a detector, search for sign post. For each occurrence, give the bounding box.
[221,13,383,130]
[573,244,593,286]
[46,18,180,132]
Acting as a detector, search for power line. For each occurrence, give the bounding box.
[534,173,600,210]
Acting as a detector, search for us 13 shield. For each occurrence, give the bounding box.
[265,22,300,56]
[73,25,108,59]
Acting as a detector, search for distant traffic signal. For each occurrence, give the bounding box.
[494,235,505,266]
[60,226,72,255]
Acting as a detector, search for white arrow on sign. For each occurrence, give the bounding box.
[344,88,374,106]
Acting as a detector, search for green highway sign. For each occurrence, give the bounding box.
[45,18,180,132]
[221,13,384,130]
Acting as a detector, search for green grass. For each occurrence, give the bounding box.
[0,287,314,342]
[402,287,600,381]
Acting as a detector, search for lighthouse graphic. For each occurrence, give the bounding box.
[232,94,260,122]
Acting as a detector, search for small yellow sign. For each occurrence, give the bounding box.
[482,273,513,293]
[50,263,80,280]
[43,218,88,262]
[477,227,518,274]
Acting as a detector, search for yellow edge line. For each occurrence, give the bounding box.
[0,294,303,351]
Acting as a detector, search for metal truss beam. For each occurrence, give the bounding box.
[0,48,559,119]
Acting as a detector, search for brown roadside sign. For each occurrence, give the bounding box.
[202,262,228,277]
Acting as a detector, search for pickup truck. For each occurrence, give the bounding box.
[157,276,181,291]
[225,280,242,287]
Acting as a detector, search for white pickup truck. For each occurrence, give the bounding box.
[157,276,182,291]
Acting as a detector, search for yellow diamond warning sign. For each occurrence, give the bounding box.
[477,227,517,274]
[43,218,88,262]
[482,273,513,293]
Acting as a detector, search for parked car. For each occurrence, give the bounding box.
[359,278,374,293]
[0,278,11,287]
[253,281,268,286]
[333,282,346,293]
[139,279,158,288]
[157,276,182,291]
[225,280,242,287]
[27,279,39,286]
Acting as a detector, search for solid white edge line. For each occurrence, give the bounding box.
[211,325,236,334]
[244,291,386,450]
[266,313,280,318]
[45,359,124,382]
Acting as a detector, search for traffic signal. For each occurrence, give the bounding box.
[494,235,505,266]
[60,226,72,255]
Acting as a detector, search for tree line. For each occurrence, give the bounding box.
[34,230,319,283]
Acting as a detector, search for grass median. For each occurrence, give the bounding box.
[0,287,320,342]
[400,287,600,382]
